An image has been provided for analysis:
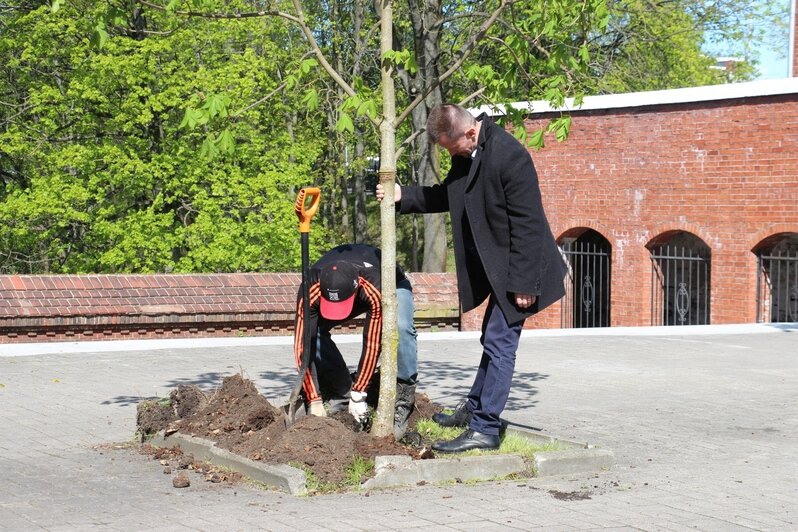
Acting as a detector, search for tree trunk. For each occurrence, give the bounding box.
[373,0,398,438]
[403,0,447,272]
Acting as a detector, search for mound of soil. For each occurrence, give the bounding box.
[137,374,439,486]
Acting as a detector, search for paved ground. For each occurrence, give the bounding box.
[1,323,796,531]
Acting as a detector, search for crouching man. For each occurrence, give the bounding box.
[292,243,418,439]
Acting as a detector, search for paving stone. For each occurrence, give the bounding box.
[1,325,797,530]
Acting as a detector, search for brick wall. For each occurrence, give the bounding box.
[0,273,460,344]
[2,84,796,343]
[527,92,798,326]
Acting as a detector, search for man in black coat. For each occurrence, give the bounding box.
[377,103,566,452]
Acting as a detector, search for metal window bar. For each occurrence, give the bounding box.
[650,245,710,326]
[560,241,611,328]
[757,251,798,323]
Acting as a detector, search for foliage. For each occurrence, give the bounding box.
[1,0,788,273]
[0,0,330,273]
[581,0,784,94]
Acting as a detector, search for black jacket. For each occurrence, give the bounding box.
[399,114,566,324]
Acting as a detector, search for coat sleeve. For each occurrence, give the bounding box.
[500,143,551,296]
[398,183,449,214]
[351,278,382,393]
[293,280,322,402]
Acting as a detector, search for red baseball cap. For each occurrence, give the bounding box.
[319,261,359,320]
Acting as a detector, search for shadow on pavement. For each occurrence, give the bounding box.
[417,360,548,411]
[767,322,798,332]
[102,371,245,406]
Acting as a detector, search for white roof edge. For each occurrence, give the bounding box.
[472,77,798,116]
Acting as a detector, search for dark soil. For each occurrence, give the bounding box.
[136,374,440,487]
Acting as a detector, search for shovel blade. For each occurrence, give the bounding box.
[282,396,305,428]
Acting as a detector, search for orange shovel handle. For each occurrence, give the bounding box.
[295,187,321,233]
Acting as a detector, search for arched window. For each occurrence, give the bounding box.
[559,229,611,328]
[648,231,711,326]
[755,233,798,323]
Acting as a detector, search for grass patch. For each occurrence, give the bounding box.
[291,456,375,495]
[415,418,567,459]
[344,456,374,488]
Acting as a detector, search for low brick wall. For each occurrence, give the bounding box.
[0,273,461,344]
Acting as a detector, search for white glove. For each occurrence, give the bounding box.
[308,400,326,417]
[348,390,368,422]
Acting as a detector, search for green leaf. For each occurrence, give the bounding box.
[578,44,590,63]
[404,55,418,75]
[179,108,198,130]
[202,94,230,119]
[302,89,319,111]
[335,113,354,133]
[216,129,235,154]
[50,0,64,13]
[90,20,108,49]
[356,99,377,118]
[528,129,545,150]
[200,134,219,160]
[340,95,361,112]
[300,58,318,74]
[554,116,571,142]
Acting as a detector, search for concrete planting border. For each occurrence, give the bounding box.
[150,426,613,496]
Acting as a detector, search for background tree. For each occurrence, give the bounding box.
[1,0,332,273]
[2,0,789,434]
[581,0,786,93]
[3,0,788,274]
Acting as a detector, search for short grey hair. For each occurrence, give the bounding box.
[426,104,477,143]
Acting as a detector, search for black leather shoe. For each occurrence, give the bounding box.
[432,403,473,427]
[432,429,500,453]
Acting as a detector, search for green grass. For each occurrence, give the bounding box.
[415,417,567,459]
[344,456,374,488]
[291,456,375,495]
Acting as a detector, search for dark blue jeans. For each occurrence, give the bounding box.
[464,296,524,436]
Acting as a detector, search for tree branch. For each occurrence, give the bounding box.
[135,0,303,24]
[393,0,514,129]
[134,0,378,128]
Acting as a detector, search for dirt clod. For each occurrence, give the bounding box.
[172,473,190,488]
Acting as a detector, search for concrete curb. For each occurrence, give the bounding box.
[505,426,615,477]
[149,432,308,496]
[363,454,526,489]
[534,448,615,476]
[149,426,613,495]
[5,322,795,357]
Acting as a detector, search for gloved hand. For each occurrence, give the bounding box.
[308,400,326,417]
[348,390,368,422]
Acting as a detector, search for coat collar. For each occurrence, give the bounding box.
[465,113,491,189]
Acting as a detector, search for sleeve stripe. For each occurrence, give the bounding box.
[354,279,382,390]
[294,281,322,402]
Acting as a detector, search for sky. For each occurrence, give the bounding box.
[744,0,793,79]
[703,0,793,80]
[757,42,791,79]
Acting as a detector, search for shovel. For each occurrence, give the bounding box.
[284,187,321,427]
